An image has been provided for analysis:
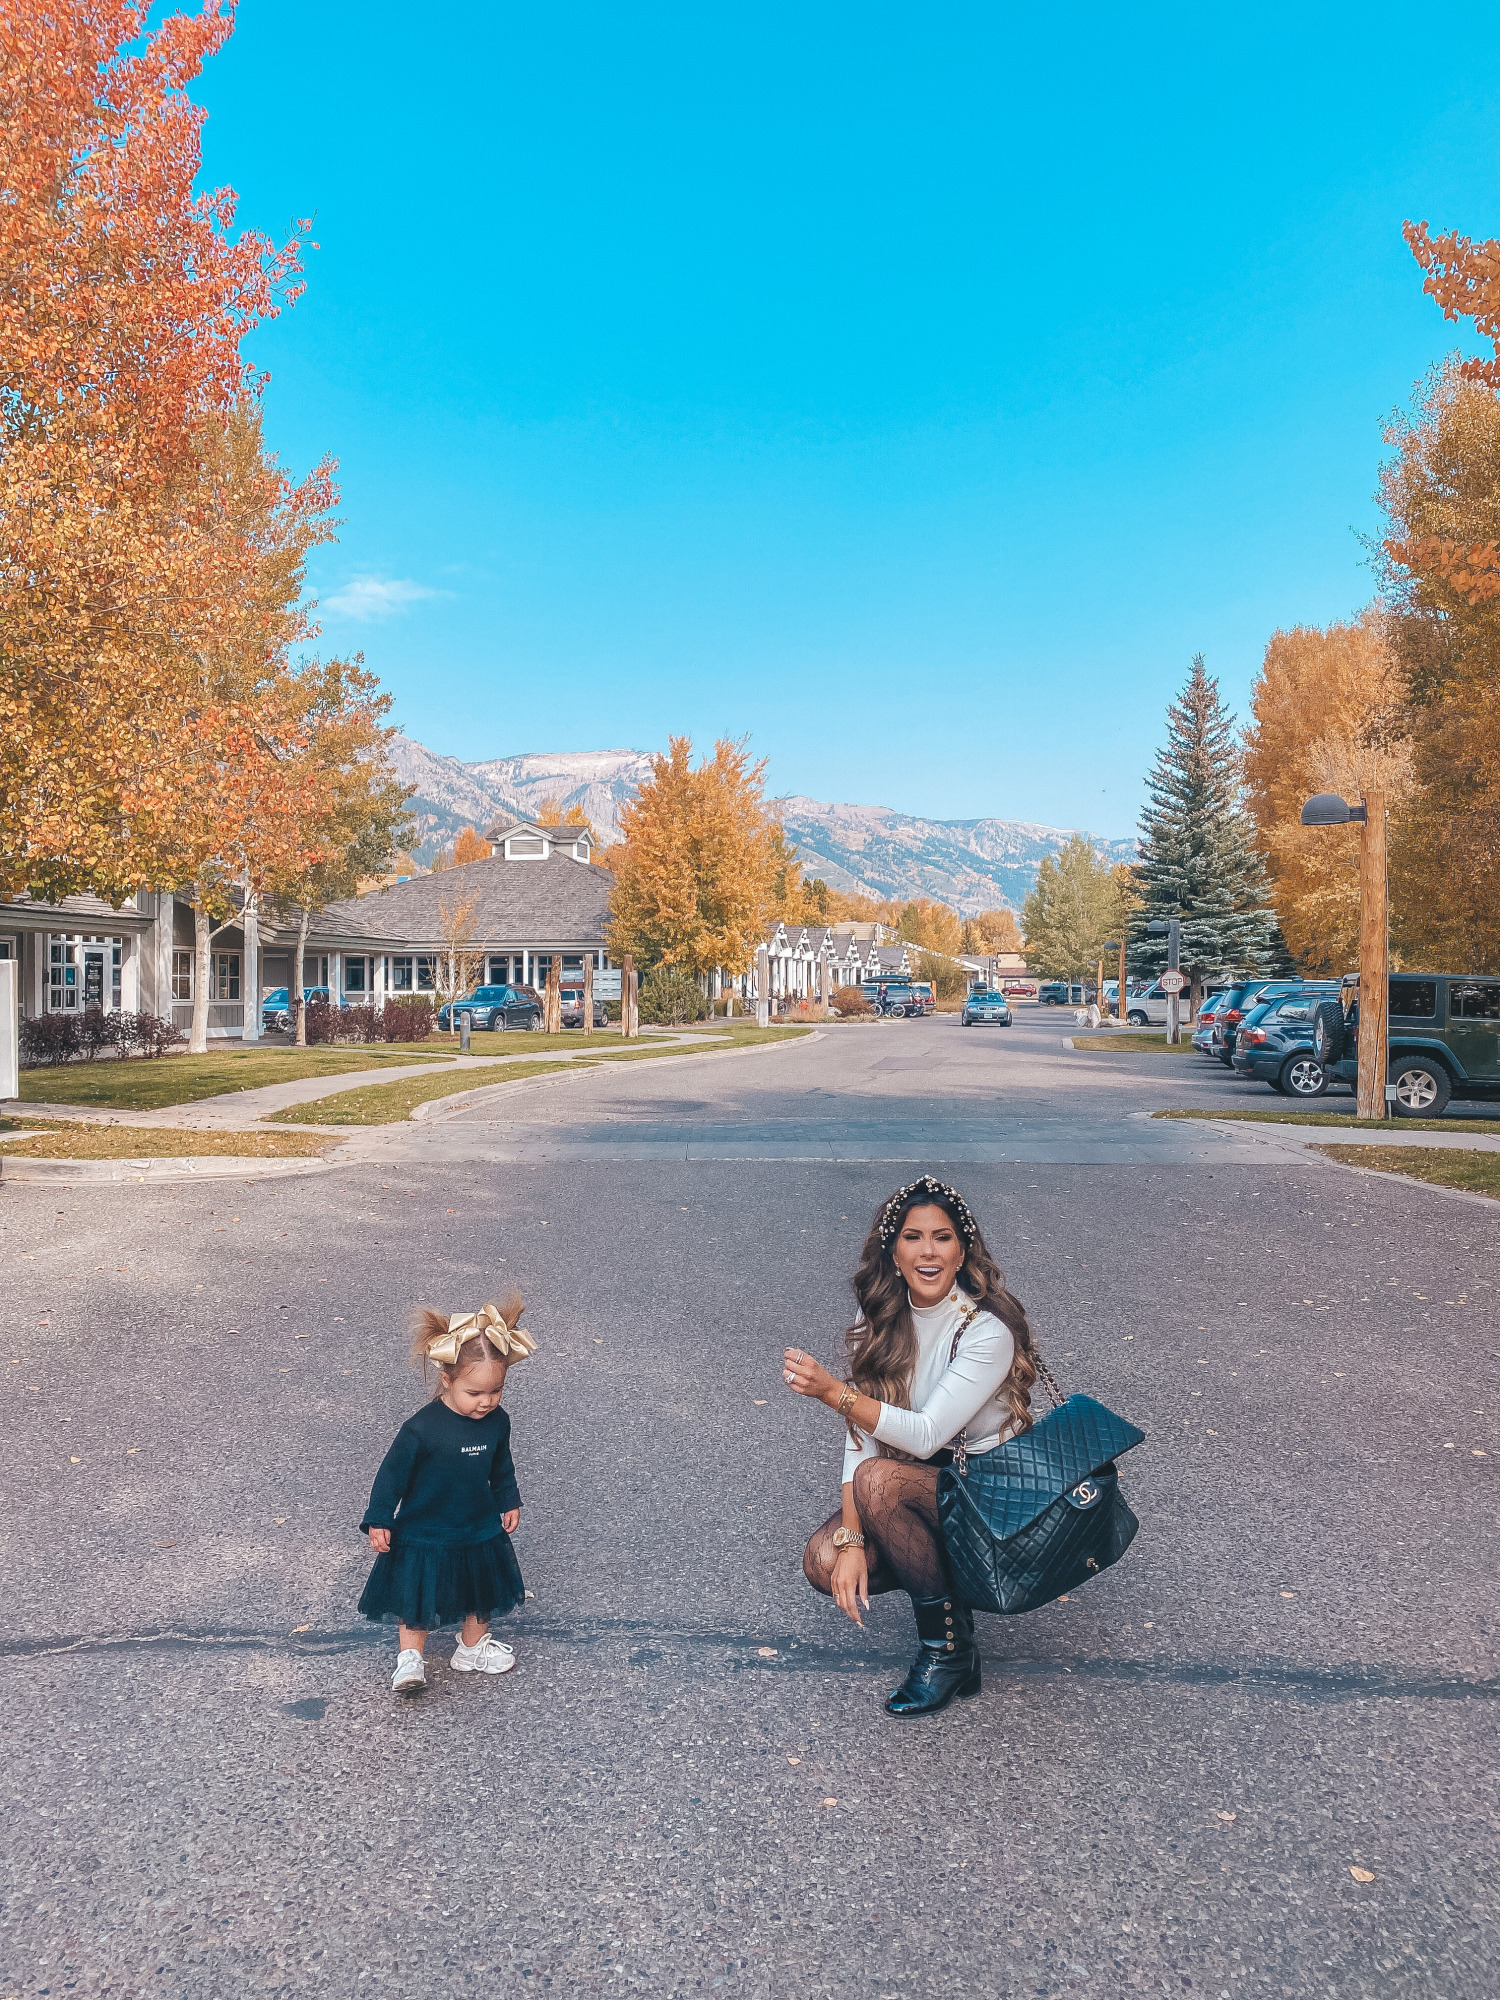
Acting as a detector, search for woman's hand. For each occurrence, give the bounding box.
[501,1508,520,1533]
[831,1546,869,1628]
[366,1526,391,1554]
[783,1347,838,1403]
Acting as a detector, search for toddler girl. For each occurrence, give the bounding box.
[359,1293,535,1695]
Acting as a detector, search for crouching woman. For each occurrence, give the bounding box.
[783,1176,1037,1716]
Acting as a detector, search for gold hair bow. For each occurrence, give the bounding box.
[425,1303,537,1368]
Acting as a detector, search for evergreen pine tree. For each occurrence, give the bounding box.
[1129,656,1278,989]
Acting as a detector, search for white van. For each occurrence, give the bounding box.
[1125,981,1221,1028]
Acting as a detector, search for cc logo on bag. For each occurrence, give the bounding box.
[1071,1479,1099,1507]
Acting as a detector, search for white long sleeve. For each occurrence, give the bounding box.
[839,1295,1017,1485]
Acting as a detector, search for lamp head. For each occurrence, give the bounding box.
[1301,792,1366,825]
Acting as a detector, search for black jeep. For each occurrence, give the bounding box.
[1312,974,1500,1116]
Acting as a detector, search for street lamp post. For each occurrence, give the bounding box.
[1300,790,1387,1120]
[1147,917,1182,1043]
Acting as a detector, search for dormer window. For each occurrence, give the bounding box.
[506,835,547,860]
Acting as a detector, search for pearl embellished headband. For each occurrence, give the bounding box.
[876,1175,978,1248]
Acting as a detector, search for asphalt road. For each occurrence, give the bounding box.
[3,1010,1498,1998]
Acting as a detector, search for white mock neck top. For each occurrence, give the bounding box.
[841,1289,1018,1485]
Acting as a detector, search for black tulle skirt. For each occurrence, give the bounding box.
[358,1531,524,1629]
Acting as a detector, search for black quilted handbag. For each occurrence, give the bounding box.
[936,1338,1144,1616]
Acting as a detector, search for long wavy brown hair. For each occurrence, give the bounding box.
[845,1182,1038,1447]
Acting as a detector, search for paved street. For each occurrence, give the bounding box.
[3,1011,1498,1998]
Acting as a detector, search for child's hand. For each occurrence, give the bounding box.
[502,1508,520,1533]
[367,1526,391,1553]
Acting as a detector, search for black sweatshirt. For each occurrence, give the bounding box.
[360,1399,521,1547]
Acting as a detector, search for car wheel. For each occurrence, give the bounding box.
[1126,1010,1147,1027]
[1390,1058,1451,1117]
[527,1013,543,1031]
[1280,1055,1329,1099]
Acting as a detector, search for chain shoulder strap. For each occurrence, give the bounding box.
[949,1307,1065,1477]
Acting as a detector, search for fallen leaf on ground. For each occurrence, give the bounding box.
[821,1798,837,1807]
[155,1539,177,1549]
[1216,1811,1237,1823]
[757,1647,778,1657]
[1350,1867,1375,1883]
[787,1757,801,1765]
[291,1624,312,1634]
[273,1517,287,1525]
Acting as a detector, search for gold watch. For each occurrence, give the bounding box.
[831,1528,866,1550]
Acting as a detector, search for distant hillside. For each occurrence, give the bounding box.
[388,734,1133,913]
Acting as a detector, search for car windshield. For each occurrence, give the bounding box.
[1240,1002,1277,1027]
[1270,999,1314,1021]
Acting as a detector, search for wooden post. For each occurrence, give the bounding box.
[545,956,561,1034]
[1117,937,1127,1021]
[582,955,594,1037]
[1357,790,1388,1121]
[622,954,636,1039]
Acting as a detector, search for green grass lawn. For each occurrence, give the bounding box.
[1155,1107,1500,1135]
[1314,1144,1500,1200]
[274,1024,814,1126]
[0,1120,334,1160]
[1071,1033,1195,1054]
[16,1045,450,1112]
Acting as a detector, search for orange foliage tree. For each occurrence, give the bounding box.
[1243,614,1408,975]
[606,738,779,976]
[0,0,310,902]
[452,827,494,865]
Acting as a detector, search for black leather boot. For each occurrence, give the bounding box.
[885,1593,980,1716]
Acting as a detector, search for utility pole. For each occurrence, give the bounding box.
[1301,790,1387,1120]
[1118,935,1127,1021]
[1357,790,1388,1120]
[1148,917,1183,1042]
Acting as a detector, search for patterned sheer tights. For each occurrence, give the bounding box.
[802,1457,950,1602]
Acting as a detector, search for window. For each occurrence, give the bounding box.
[417,956,437,990]
[172,950,193,1001]
[1451,981,1500,1021]
[1389,978,1437,1020]
[391,956,413,992]
[507,836,546,858]
[344,957,368,994]
[209,953,240,1001]
[487,956,510,985]
[562,956,584,980]
[49,937,78,1010]
[1273,1001,1312,1021]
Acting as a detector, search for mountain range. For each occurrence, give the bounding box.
[388,734,1134,915]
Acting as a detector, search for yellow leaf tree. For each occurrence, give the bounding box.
[606,737,779,976]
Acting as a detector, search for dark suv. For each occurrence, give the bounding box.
[1212,980,1331,1065]
[1231,991,1342,1097]
[1319,974,1500,1116]
[436,984,543,1031]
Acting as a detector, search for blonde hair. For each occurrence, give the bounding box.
[409,1287,525,1397]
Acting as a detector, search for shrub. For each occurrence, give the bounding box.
[301,997,342,1045]
[122,1011,186,1057]
[19,1013,81,1065]
[338,1002,384,1045]
[638,965,708,1026]
[381,997,436,1042]
[832,985,874,1018]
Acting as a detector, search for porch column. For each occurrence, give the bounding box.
[121,930,141,1014]
[241,900,260,1041]
[374,955,388,1007]
[329,950,343,1002]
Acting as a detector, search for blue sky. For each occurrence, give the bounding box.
[193,2,1498,836]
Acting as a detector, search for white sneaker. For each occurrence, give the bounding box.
[391,1648,427,1696]
[450,1633,515,1675]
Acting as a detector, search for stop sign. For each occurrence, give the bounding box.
[1160,970,1186,993]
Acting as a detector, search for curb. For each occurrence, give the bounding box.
[0,1154,335,1187]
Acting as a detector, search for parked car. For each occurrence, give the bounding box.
[261,986,343,1034]
[907,982,937,1016]
[436,984,543,1032]
[1208,980,1335,1063]
[1231,993,1338,1097]
[559,985,609,1028]
[1320,973,1500,1115]
[1001,979,1037,997]
[1123,980,1229,1029]
[1191,990,1232,1054]
[960,989,1014,1027]
[1038,981,1092,1006]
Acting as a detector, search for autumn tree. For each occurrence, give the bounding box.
[1243,613,1409,975]
[1020,835,1122,980]
[961,908,1025,957]
[0,1,308,901]
[607,737,779,977]
[452,827,493,865]
[430,886,484,1035]
[537,797,599,847]
[1129,657,1277,1001]
[1376,356,1500,969]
